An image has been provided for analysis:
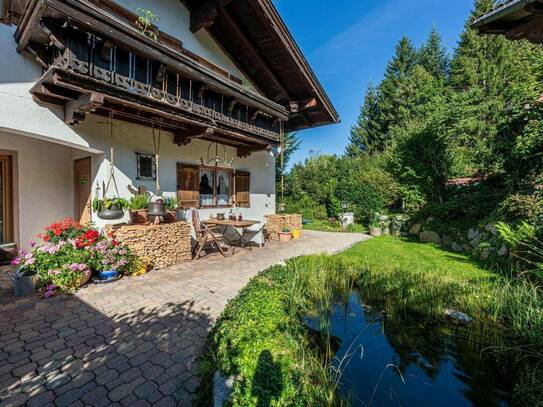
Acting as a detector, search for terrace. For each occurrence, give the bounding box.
[0,230,368,405]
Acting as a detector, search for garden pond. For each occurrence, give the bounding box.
[304,291,534,406]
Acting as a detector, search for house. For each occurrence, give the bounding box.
[0,0,338,250]
[472,0,543,43]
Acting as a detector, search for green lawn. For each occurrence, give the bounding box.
[303,219,368,233]
[339,236,491,280]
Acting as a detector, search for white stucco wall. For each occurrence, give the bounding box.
[74,116,276,239]
[0,132,74,248]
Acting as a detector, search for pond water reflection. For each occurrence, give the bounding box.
[304,291,524,406]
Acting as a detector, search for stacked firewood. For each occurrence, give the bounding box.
[107,222,192,269]
[264,214,302,240]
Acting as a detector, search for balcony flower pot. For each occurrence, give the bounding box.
[278,232,292,243]
[129,209,149,224]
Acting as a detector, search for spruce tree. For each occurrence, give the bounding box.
[346,84,382,155]
[378,36,417,141]
[448,0,543,175]
[418,26,449,80]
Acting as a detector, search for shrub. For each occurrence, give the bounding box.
[498,194,543,222]
[497,221,543,281]
[129,194,150,210]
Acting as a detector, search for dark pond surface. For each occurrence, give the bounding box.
[304,291,524,407]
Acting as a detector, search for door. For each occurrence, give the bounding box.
[0,155,13,243]
[74,157,92,224]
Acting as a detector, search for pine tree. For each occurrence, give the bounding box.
[346,84,382,156]
[418,26,449,80]
[448,0,543,175]
[378,36,417,140]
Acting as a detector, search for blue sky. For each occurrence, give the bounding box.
[273,0,475,167]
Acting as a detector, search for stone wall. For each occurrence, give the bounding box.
[265,214,302,240]
[409,220,508,261]
[107,222,192,269]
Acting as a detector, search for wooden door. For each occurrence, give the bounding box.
[74,157,92,224]
[0,155,13,243]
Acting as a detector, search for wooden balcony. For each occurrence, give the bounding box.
[16,0,291,154]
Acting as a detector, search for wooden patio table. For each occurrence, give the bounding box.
[203,219,262,253]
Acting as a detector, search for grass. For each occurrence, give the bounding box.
[196,266,343,407]
[303,220,368,234]
[197,237,543,406]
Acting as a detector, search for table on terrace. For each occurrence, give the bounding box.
[203,219,262,253]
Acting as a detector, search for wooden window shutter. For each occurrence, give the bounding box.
[177,164,200,208]
[235,171,250,208]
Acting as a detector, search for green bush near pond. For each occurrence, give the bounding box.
[197,237,543,406]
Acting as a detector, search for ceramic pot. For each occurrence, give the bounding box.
[278,232,292,243]
[98,270,119,280]
[129,209,149,224]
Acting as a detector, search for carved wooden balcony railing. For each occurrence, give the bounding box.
[51,48,280,141]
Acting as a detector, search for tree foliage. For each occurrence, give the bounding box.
[284,0,543,230]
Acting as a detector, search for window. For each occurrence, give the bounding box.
[177,164,249,209]
[136,153,156,180]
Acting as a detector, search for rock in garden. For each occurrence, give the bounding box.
[409,224,422,235]
[451,242,463,253]
[468,228,480,240]
[498,245,508,257]
[444,309,473,326]
[485,223,498,236]
[213,371,235,407]
[419,230,440,244]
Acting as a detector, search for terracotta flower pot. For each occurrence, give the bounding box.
[278,232,292,243]
[162,211,177,223]
[79,268,92,287]
[129,209,149,224]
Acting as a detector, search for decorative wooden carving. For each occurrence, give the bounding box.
[64,92,104,125]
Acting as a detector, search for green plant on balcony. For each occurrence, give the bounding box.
[136,8,160,41]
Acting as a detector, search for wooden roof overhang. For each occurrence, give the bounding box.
[182,0,340,131]
[14,0,291,153]
[472,0,543,43]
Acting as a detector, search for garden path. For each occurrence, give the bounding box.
[0,230,369,407]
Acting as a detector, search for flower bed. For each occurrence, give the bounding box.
[12,218,137,296]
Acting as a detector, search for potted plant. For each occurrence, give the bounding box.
[129,194,150,224]
[163,197,179,223]
[278,227,292,243]
[369,213,382,237]
[93,197,129,220]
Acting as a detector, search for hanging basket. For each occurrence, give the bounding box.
[97,204,125,220]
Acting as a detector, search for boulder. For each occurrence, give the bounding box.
[409,223,422,235]
[444,309,473,326]
[485,223,498,236]
[468,228,480,240]
[419,230,441,244]
[498,245,508,257]
[451,242,464,253]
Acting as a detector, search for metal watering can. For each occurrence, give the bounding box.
[8,267,38,297]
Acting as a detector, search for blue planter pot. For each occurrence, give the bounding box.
[98,270,118,280]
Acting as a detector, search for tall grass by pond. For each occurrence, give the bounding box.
[197,237,543,406]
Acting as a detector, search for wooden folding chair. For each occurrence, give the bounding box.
[191,209,229,259]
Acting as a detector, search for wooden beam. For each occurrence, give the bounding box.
[174,126,213,146]
[220,7,290,102]
[190,0,232,33]
[64,92,104,124]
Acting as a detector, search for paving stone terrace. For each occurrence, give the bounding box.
[0,230,369,407]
